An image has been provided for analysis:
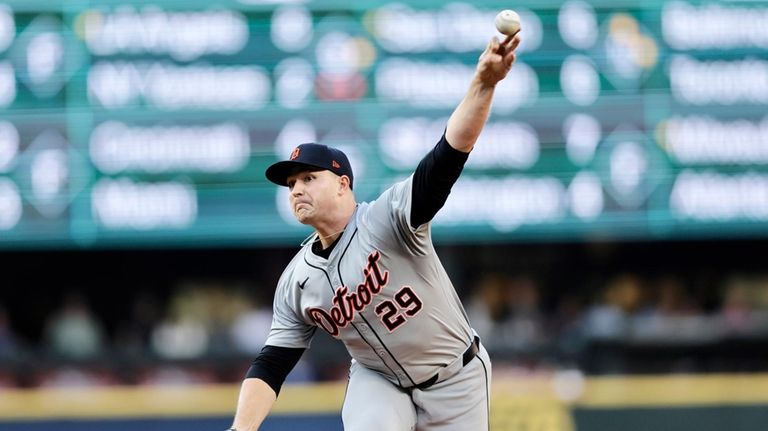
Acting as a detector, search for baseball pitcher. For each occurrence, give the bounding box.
[227,33,521,431]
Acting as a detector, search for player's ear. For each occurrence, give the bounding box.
[338,175,351,193]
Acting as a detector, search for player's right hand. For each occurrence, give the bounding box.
[476,34,521,88]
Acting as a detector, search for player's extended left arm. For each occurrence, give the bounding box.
[445,34,521,153]
[229,345,305,430]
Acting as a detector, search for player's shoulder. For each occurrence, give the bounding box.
[276,247,311,286]
[355,200,372,216]
[365,175,414,209]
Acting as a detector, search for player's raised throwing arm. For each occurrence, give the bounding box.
[446,34,521,153]
[408,34,521,228]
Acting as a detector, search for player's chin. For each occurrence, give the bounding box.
[293,209,314,224]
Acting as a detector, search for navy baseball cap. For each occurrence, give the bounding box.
[265,143,354,189]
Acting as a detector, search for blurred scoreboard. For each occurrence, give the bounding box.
[0,0,766,249]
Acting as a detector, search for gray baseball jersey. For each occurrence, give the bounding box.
[265,174,475,388]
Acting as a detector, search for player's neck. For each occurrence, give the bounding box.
[313,202,355,248]
[315,228,346,249]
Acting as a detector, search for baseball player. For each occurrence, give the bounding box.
[227,33,521,431]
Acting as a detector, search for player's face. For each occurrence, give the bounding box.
[286,169,341,224]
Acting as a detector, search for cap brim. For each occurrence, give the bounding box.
[265,161,326,186]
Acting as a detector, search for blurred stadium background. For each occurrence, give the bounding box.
[1,0,768,430]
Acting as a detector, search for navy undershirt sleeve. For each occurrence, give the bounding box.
[410,133,470,229]
[245,345,305,395]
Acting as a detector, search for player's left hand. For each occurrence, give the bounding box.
[475,34,521,87]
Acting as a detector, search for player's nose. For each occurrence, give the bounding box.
[290,182,305,196]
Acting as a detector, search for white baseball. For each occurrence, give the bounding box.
[495,9,521,36]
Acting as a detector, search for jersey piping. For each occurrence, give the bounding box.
[336,228,418,387]
[302,233,406,387]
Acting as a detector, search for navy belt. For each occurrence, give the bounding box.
[413,336,480,390]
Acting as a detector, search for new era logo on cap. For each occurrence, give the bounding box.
[265,143,354,189]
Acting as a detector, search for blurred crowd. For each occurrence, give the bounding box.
[2,267,768,388]
[467,272,768,372]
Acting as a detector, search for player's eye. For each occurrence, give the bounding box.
[287,179,296,189]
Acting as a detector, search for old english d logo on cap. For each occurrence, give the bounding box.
[290,147,300,160]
